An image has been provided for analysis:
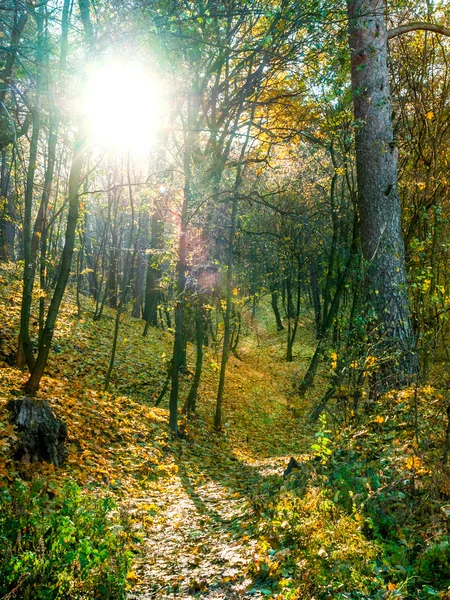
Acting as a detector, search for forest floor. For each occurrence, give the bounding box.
[2,262,450,599]
[0,262,322,598]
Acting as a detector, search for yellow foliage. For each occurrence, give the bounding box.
[330,351,338,370]
[405,455,422,471]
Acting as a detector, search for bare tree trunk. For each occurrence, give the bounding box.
[286,257,301,362]
[0,150,15,261]
[309,259,321,338]
[104,156,138,391]
[24,130,85,393]
[271,288,284,331]
[214,187,238,430]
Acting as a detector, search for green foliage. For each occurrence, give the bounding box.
[250,484,384,599]
[418,539,450,589]
[0,479,134,599]
[311,414,333,462]
[247,382,450,599]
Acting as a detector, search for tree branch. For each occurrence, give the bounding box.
[388,22,450,40]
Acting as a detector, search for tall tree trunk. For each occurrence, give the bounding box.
[347,0,419,395]
[0,150,15,261]
[24,0,93,394]
[322,158,338,325]
[17,2,46,371]
[104,156,138,391]
[132,211,148,318]
[286,257,302,362]
[214,188,238,430]
[169,181,188,436]
[0,2,28,152]
[18,0,71,369]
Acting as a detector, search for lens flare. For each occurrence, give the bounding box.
[83,60,161,152]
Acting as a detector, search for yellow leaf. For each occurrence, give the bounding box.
[330,351,338,370]
[425,111,434,120]
[405,456,422,471]
[388,582,397,591]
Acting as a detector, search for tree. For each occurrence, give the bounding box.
[347,0,419,395]
[24,0,94,394]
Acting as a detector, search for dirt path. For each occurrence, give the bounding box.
[130,450,288,599]
[128,330,315,598]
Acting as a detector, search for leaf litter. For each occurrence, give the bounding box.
[0,264,318,598]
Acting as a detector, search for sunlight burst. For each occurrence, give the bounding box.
[83,61,162,152]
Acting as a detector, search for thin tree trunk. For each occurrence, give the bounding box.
[17,2,45,371]
[143,211,164,332]
[286,258,302,362]
[271,288,284,331]
[309,259,322,337]
[24,0,93,394]
[322,161,338,325]
[104,155,137,391]
[214,187,238,430]
[183,304,205,414]
[298,213,359,395]
[0,150,15,261]
[169,180,188,436]
[24,129,86,393]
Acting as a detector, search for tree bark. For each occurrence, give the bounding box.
[347,0,419,395]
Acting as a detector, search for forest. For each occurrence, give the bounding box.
[1,0,450,597]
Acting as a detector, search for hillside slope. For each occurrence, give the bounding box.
[2,263,449,599]
[0,262,316,598]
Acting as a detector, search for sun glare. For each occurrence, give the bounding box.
[83,61,161,152]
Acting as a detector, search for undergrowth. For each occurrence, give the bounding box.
[250,388,450,598]
[0,479,134,599]
[2,262,450,597]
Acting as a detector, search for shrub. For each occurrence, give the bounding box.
[0,479,134,599]
[417,539,450,589]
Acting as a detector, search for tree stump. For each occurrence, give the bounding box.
[283,456,301,478]
[7,398,68,466]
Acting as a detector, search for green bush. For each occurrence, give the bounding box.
[418,539,450,589]
[250,484,385,599]
[0,479,134,599]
